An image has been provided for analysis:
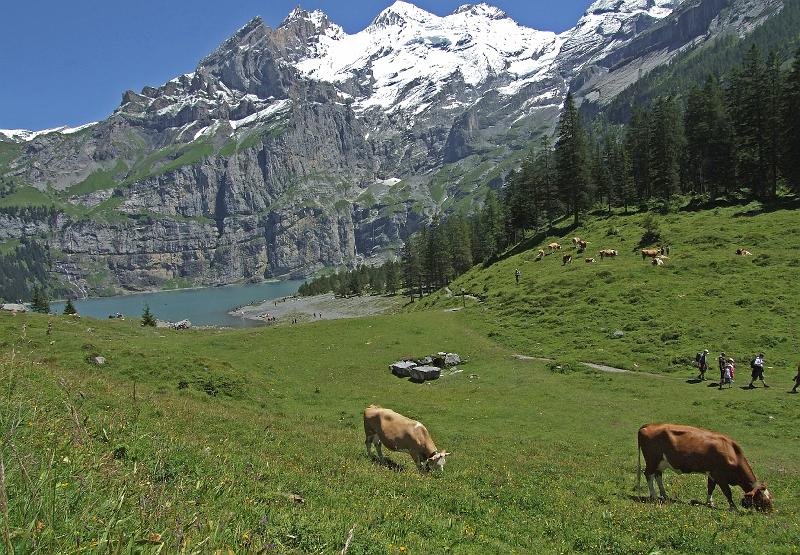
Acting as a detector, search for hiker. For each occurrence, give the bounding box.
[515,268,521,285]
[791,363,800,394]
[748,353,769,388]
[695,349,709,380]
[719,359,734,390]
[718,352,727,384]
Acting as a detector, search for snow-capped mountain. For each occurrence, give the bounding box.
[0,0,783,293]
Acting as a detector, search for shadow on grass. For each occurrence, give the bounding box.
[627,495,718,510]
[732,195,800,217]
[369,455,405,472]
[497,220,581,263]
[686,378,704,384]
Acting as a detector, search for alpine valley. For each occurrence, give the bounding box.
[0,0,783,295]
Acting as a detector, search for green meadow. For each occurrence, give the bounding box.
[1,203,799,553]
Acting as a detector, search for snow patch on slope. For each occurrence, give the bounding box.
[0,122,98,142]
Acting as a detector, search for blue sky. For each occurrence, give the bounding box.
[0,1,591,130]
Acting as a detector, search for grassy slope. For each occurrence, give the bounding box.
[2,303,799,552]
[417,202,800,377]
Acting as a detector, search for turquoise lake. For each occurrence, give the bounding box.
[50,280,303,328]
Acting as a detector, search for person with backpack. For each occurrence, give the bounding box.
[748,353,769,389]
[695,349,709,380]
[717,352,727,385]
[719,359,734,389]
[791,363,800,394]
[515,268,521,285]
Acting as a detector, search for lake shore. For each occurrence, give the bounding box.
[231,292,405,323]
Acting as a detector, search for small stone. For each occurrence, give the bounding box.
[612,330,625,338]
[93,356,106,366]
[390,360,416,377]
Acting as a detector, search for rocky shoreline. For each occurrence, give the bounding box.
[231,292,403,324]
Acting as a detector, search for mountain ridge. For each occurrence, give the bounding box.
[0,0,784,297]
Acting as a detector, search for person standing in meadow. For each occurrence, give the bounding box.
[791,363,800,394]
[696,349,709,380]
[515,268,521,285]
[748,353,769,389]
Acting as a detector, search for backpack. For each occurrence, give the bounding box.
[750,358,759,370]
[695,352,702,363]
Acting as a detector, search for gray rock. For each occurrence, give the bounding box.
[93,356,106,366]
[409,365,441,382]
[390,360,416,377]
[1,303,28,313]
[612,330,625,338]
[444,353,461,366]
[173,319,192,330]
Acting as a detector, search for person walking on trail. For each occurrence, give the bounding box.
[515,268,521,285]
[695,349,709,380]
[718,352,727,385]
[748,353,769,388]
[791,363,800,394]
[719,359,734,389]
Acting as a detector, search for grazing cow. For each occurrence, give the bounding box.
[562,254,573,265]
[637,423,773,511]
[548,242,562,251]
[599,249,618,259]
[641,248,660,261]
[585,257,595,263]
[536,249,545,260]
[572,237,582,246]
[736,248,753,256]
[577,239,589,251]
[363,405,450,472]
[652,255,668,266]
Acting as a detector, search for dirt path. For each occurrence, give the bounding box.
[512,354,664,377]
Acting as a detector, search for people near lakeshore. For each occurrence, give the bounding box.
[748,353,769,388]
[515,268,521,285]
[696,349,709,380]
[791,363,800,394]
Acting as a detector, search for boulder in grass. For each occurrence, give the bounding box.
[390,360,417,377]
[173,319,192,330]
[417,356,433,365]
[93,356,106,366]
[409,365,441,382]
[444,353,461,366]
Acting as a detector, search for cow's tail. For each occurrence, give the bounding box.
[635,433,642,492]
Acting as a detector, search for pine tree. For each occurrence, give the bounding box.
[781,47,800,193]
[627,106,651,202]
[30,285,50,314]
[63,298,77,315]
[384,260,400,295]
[648,96,684,200]
[141,304,156,327]
[447,212,473,275]
[480,190,505,261]
[764,51,783,198]
[554,93,590,225]
[401,236,422,300]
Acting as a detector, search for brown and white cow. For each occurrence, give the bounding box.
[363,405,450,472]
[599,249,618,259]
[736,248,753,256]
[562,254,573,265]
[548,242,562,251]
[637,423,773,511]
[641,248,661,261]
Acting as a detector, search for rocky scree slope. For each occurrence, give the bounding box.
[0,0,782,295]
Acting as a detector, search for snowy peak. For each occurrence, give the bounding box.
[370,1,433,27]
[0,123,97,143]
[279,6,344,38]
[453,3,508,20]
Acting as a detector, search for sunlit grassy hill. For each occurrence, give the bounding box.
[417,201,800,377]
[1,202,799,553]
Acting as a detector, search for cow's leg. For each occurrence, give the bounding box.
[719,483,737,511]
[706,477,716,507]
[374,440,384,462]
[646,474,657,500]
[655,472,667,500]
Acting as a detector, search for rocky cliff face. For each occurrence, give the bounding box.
[0,0,783,295]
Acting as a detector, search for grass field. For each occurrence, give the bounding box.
[418,201,800,377]
[1,203,799,553]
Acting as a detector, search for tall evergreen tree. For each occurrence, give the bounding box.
[554,93,590,225]
[764,51,783,198]
[63,298,77,315]
[648,96,684,200]
[626,106,651,202]
[781,47,800,192]
[30,285,50,314]
[141,304,156,327]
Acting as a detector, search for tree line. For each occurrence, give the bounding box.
[305,45,800,300]
[505,45,800,238]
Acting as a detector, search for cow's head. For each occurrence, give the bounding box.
[742,484,773,512]
[424,451,450,472]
